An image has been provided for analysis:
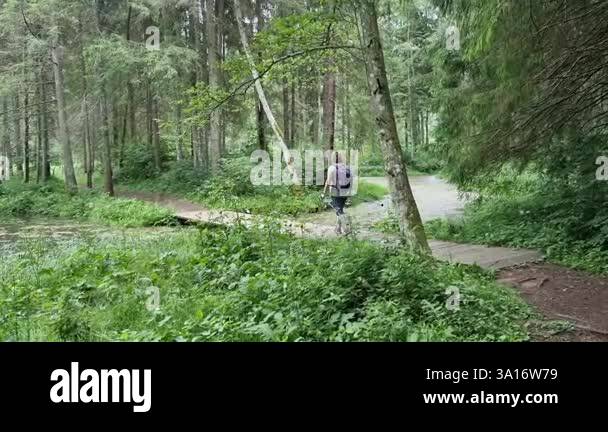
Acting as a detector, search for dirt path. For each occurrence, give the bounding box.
[499,264,608,341]
[116,178,541,270]
[298,175,472,228]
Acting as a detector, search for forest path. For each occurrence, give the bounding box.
[298,175,471,227]
[118,185,608,338]
[116,176,542,270]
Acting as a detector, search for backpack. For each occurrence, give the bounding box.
[333,163,351,196]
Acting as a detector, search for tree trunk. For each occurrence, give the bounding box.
[1,97,10,180]
[233,0,296,180]
[146,84,153,149]
[152,96,162,171]
[206,0,221,171]
[311,85,320,146]
[50,43,78,192]
[290,82,296,146]
[345,81,351,148]
[321,71,336,150]
[40,71,50,182]
[101,92,114,196]
[425,111,430,147]
[257,98,266,150]
[407,13,418,158]
[217,0,226,156]
[13,92,22,176]
[282,81,291,147]
[36,80,42,184]
[126,5,137,144]
[255,0,267,150]
[176,104,184,161]
[79,34,93,188]
[23,89,30,183]
[359,0,429,252]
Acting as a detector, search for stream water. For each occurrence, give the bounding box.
[0,219,177,256]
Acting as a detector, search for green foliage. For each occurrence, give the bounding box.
[0,224,531,342]
[195,158,323,216]
[119,156,389,217]
[116,144,159,182]
[425,172,608,274]
[0,179,174,228]
[118,160,210,195]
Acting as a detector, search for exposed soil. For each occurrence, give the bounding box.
[498,263,608,342]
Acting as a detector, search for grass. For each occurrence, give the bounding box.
[0,223,532,342]
[0,178,175,228]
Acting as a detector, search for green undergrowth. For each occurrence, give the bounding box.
[375,170,608,274]
[0,178,175,228]
[119,157,389,216]
[0,223,532,342]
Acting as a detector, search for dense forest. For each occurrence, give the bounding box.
[1,0,607,342]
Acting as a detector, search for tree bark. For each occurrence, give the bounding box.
[255,0,267,150]
[176,104,184,161]
[40,70,50,182]
[126,5,137,144]
[13,92,22,176]
[1,97,10,180]
[79,32,93,188]
[146,83,153,149]
[282,81,291,147]
[206,0,222,171]
[321,71,336,150]
[290,82,296,146]
[50,43,78,192]
[23,88,30,183]
[311,85,320,146]
[101,91,114,196]
[152,96,162,171]
[36,79,42,184]
[359,0,429,252]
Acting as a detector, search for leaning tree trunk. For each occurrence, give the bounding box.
[233,0,296,180]
[359,0,429,252]
[50,43,78,192]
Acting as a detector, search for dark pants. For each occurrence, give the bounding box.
[331,196,347,215]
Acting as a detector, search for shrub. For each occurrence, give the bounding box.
[0,225,532,342]
[0,179,174,228]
